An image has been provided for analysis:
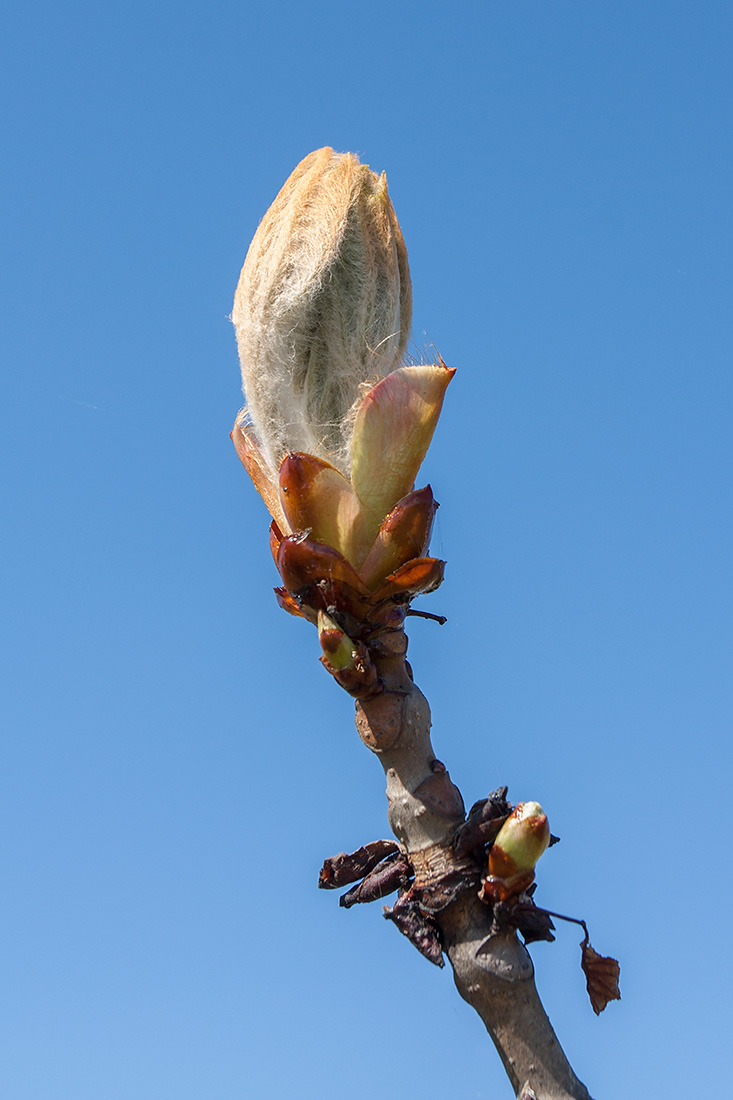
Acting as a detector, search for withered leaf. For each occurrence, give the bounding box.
[580,934,621,1015]
[512,902,556,945]
[485,785,510,810]
[454,786,512,857]
[318,840,399,890]
[383,898,444,967]
[339,853,412,908]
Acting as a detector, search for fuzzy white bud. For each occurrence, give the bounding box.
[233,147,412,475]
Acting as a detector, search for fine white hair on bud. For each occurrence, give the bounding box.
[233,147,412,475]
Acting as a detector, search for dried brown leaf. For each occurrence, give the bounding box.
[318,840,399,890]
[454,786,511,857]
[383,898,444,967]
[512,902,556,945]
[581,935,621,1015]
[339,853,412,908]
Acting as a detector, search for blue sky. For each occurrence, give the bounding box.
[2,2,732,1097]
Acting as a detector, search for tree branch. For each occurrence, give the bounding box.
[352,639,593,1100]
[232,146,603,1100]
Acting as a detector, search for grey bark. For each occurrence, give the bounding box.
[353,652,593,1100]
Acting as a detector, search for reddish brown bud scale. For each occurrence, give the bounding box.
[278,452,370,568]
[276,535,369,597]
[273,587,311,620]
[268,520,284,567]
[359,486,438,589]
[231,423,290,533]
[369,557,445,604]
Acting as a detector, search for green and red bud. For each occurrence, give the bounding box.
[318,611,358,671]
[483,801,551,902]
[317,610,381,697]
[232,150,452,654]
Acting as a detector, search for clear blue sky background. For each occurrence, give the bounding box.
[2,2,731,1097]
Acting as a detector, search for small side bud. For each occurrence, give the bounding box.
[483,801,550,902]
[317,610,357,671]
[233,147,412,475]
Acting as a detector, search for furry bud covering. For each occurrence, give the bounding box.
[233,147,412,475]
